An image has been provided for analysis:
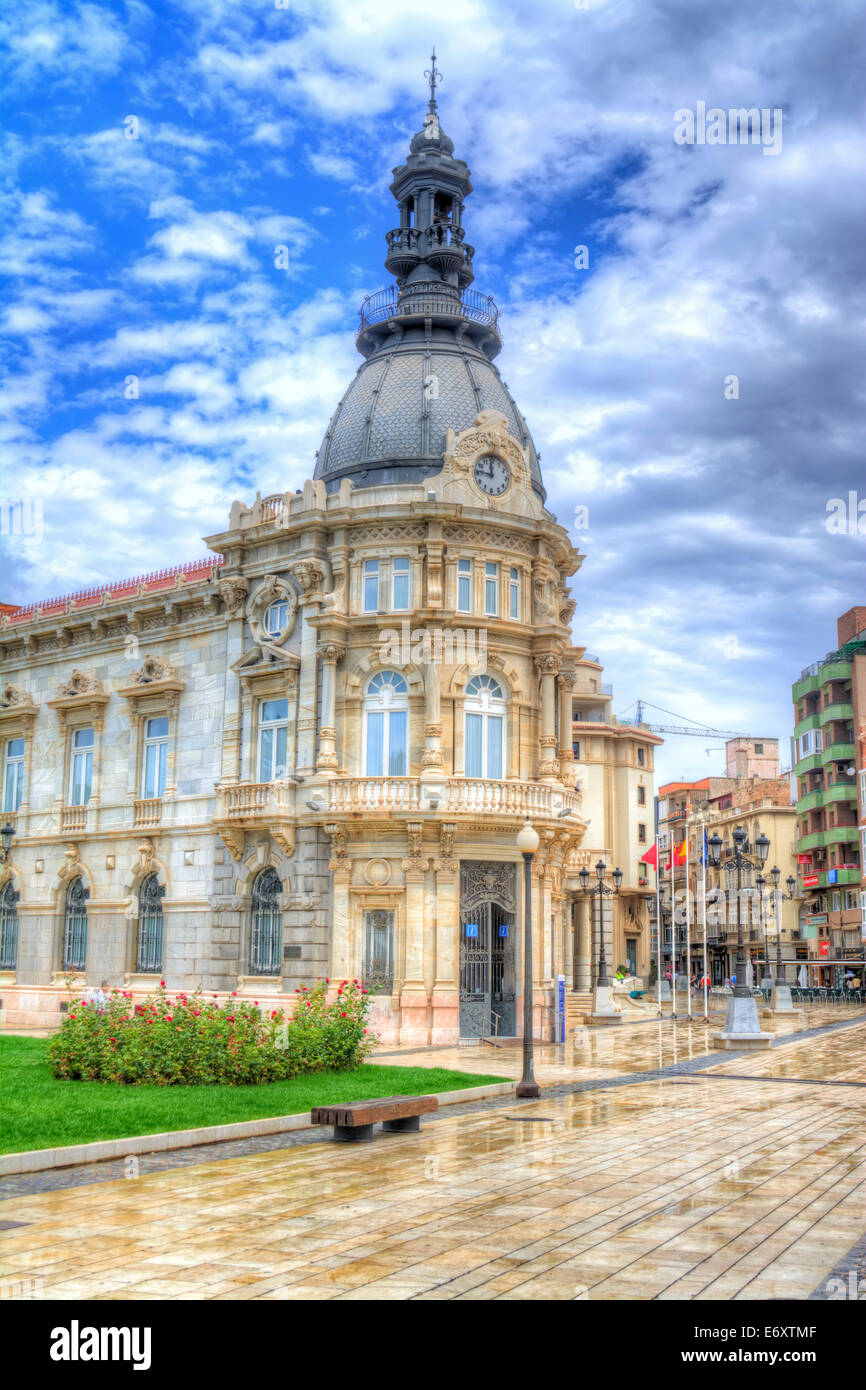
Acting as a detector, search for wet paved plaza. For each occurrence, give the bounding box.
[2,1008,865,1301]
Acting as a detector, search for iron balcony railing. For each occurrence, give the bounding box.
[358,284,500,336]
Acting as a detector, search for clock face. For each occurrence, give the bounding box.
[473,454,510,496]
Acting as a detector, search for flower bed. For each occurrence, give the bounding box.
[48,979,373,1085]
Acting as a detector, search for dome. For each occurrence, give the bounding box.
[314,338,544,499]
[409,114,455,156]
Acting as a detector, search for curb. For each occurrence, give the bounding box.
[0,1079,515,1176]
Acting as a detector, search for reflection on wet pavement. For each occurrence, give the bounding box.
[1,1010,864,1302]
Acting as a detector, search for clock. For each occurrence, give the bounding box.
[473,454,511,496]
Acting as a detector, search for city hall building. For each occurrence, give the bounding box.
[0,83,659,1043]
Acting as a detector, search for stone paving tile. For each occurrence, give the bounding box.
[3,1014,865,1301]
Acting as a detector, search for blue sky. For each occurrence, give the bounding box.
[2,0,864,784]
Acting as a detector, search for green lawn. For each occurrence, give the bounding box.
[1,1036,508,1154]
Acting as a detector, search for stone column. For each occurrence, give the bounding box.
[557,668,576,784]
[421,663,444,771]
[534,654,561,782]
[316,642,345,774]
[399,823,429,1044]
[431,828,459,1043]
[291,559,326,777]
[326,826,351,982]
[574,895,592,992]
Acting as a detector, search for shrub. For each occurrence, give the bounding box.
[47,979,374,1086]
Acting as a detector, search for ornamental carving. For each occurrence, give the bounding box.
[289,559,326,599]
[559,598,577,626]
[0,683,26,707]
[246,575,299,647]
[57,669,100,697]
[534,654,562,678]
[460,860,516,914]
[130,655,174,685]
[218,575,249,617]
[317,642,347,665]
[557,668,577,691]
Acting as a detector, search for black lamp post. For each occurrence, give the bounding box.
[516,819,540,1099]
[0,824,14,863]
[770,865,797,989]
[579,860,622,997]
[707,827,769,997]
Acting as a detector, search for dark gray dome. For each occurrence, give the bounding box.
[314,339,544,498]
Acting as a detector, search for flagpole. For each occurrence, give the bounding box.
[701,825,709,1023]
[685,822,692,1019]
[669,830,676,1019]
[655,835,662,1019]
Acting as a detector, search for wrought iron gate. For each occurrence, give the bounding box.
[459,862,516,1039]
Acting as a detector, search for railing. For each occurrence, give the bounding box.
[358,284,499,335]
[329,778,423,813]
[217,781,293,819]
[133,798,163,828]
[60,805,87,834]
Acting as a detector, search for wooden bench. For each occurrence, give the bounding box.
[310,1094,438,1143]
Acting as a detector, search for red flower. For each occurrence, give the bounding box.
[340,1012,347,1018]
[166,1015,173,1021]
[160,980,166,988]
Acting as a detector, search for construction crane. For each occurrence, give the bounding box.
[619,699,753,740]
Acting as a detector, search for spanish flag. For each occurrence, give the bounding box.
[673,838,688,865]
[640,843,658,869]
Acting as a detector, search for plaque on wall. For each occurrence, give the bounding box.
[283,945,302,959]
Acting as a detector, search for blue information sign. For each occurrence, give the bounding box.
[498,924,508,938]
[557,975,566,1044]
[465,922,478,938]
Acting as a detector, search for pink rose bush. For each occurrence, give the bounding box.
[48,979,373,1085]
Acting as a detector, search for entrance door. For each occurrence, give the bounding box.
[460,901,515,1038]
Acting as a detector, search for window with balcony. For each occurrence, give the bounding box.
[484,562,498,617]
[509,567,520,620]
[457,558,471,613]
[250,867,282,975]
[136,873,165,974]
[3,737,24,813]
[391,556,410,611]
[465,674,504,780]
[62,877,88,971]
[69,727,94,806]
[142,717,169,798]
[364,672,408,776]
[258,699,289,782]
[363,559,379,613]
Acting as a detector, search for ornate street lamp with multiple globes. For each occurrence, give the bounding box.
[707,824,773,1047]
[579,859,622,1022]
[770,865,798,1012]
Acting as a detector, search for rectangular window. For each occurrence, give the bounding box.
[363,910,394,993]
[363,559,379,613]
[638,823,647,843]
[70,727,94,806]
[754,742,764,754]
[258,700,288,782]
[573,740,580,760]
[3,738,24,813]
[391,556,409,610]
[637,785,646,805]
[487,715,503,780]
[484,562,498,616]
[831,891,841,911]
[457,558,471,613]
[142,716,169,798]
[637,748,645,766]
[466,712,483,778]
[509,567,520,620]
[365,710,406,776]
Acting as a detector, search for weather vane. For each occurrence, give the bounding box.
[424,48,442,110]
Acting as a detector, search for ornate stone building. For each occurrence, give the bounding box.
[0,78,658,1041]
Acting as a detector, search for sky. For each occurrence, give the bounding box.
[1,0,864,786]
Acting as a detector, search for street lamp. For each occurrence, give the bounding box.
[580,859,622,1024]
[516,819,540,1099]
[0,824,14,863]
[707,824,772,1049]
[769,865,798,1013]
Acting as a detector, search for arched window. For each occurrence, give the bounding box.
[0,881,19,970]
[136,873,165,974]
[63,877,89,971]
[465,674,505,780]
[250,867,282,975]
[364,671,408,776]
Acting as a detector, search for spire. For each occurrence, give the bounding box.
[424,48,442,114]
